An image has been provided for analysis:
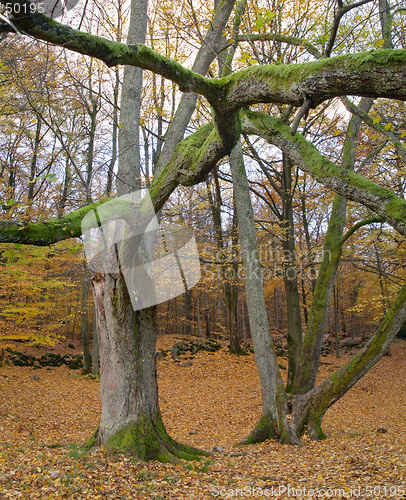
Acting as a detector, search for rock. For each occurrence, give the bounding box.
[342,338,361,347]
[11,352,36,367]
[200,362,207,365]
[50,471,60,479]
[170,346,180,360]
[189,430,198,435]
[377,428,387,433]
[30,374,40,381]
[181,361,193,367]
[213,446,224,453]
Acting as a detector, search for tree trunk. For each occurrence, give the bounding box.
[183,289,193,336]
[81,277,91,374]
[89,273,206,460]
[84,0,208,461]
[292,98,373,395]
[228,198,241,353]
[92,307,99,376]
[292,281,406,440]
[230,141,299,445]
[280,155,302,390]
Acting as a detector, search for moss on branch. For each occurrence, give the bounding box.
[223,49,406,107]
[5,12,406,109]
[242,110,406,235]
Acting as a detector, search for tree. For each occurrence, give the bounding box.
[1,0,406,457]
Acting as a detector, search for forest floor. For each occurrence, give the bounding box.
[0,336,405,499]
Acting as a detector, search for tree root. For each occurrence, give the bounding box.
[236,414,302,446]
[86,412,210,463]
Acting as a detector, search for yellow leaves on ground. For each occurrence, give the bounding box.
[0,336,405,499]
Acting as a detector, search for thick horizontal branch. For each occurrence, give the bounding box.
[223,49,406,107]
[0,200,107,245]
[0,112,240,245]
[242,110,406,235]
[2,8,406,110]
[1,10,218,98]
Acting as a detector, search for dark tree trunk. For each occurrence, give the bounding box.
[91,307,99,376]
[281,155,302,390]
[81,277,92,374]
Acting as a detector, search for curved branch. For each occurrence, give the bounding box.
[340,217,384,244]
[324,0,374,57]
[3,10,406,109]
[341,97,406,163]
[292,280,406,437]
[242,110,406,236]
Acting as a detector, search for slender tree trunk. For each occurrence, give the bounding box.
[197,291,202,337]
[27,115,41,203]
[184,289,193,336]
[281,155,302,390]
[230,141,299,444]
[228,198,241,353]
[81,277,91,374]
[92,307,99,376]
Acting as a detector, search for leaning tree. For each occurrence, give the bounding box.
[1,0,406,459]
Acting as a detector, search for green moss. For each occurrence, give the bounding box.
[84,428,98,450]
[103,411,208,462]
[237,413,278,446]
[225,49,406,96]
[307,416,327,441]
[245,110,406,235]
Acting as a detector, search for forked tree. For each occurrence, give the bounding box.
[1,0,406,460]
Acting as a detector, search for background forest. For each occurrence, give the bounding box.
[1,0,406,495]
[1,0,406,355]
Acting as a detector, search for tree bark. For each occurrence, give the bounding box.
[229,141,299,444]
[292,98,373,395]
[292,281,406,439]
[89,273,206,460]
[81,276,91,374]
[91,307,99,376]
[280,155,302,390]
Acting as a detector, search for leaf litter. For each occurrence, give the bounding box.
[0,336,405,499]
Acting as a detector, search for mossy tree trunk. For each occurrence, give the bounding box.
[292,280,406,439]
[280,155,302,391]
[2,3,406,452]
[230,141,300,445]
[292,98,373,396]
[90,272,206,461]
[80,276,91,375]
